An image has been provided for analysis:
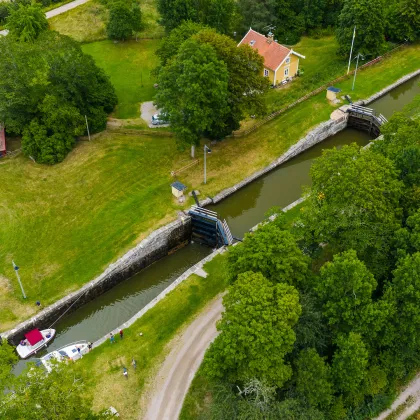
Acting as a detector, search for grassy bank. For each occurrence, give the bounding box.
[0,43,418,331]
[82,39,161,118]
[49,0,163,43]
[74,254,229,418]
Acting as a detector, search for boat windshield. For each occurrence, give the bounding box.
[58,350,69,358]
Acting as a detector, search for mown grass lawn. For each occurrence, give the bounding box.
[0,42,418,331]
[263,36,347,114]
[82,39,161,119]
[49,0,163,43]
[74,254,229,419]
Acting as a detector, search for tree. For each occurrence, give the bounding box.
[155,38,229,150]
[298,143,403,279]
[386,0,420,42]
[22,95,85,164]
[382,253,420,371]
[316,250,379,338]
[157,25,269,139]
[157,0,199,31]
[336,0,386,57]
[199,0,236,34]
[0,363,107,419]
[296,348,333,409]
[237,0,278,34]
[0,338,18,389]
[227,222,310,288]
[204,271,301,387]
[0,32,117,163]
[6,2,48,42]
[106,1,142,40]
[332,332,369,402]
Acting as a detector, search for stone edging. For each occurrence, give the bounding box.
[209,116,348,205]
[91,246,226,349]
[2,215,192,343]
[360,69,420,106]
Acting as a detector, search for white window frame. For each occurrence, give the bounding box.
[285,57,291,64]
[264,68,269,77]
[284,67,289,77]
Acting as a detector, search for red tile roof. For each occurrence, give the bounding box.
[238,29,291,71]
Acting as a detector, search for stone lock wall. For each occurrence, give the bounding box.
[3,216,192,345]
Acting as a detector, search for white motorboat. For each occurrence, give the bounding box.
[39,341,89,372]
[16,328,56,359]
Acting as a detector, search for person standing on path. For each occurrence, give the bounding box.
[110,333,115,344]
[119,329,124,340]
[123,367,128,379]
[88,342,92,351]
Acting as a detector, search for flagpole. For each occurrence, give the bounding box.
[347,26,356,75]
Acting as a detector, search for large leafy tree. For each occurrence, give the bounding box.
[228,222,310,288]
[373,113,420,215]
[381,253,420,372]
[199,0,236,34]
[295,348,333,409]
[0,363,107,419]
[332,332,369,403]
[157,25,268,140]
[298,143,403,278]
[336,0,386,57]
[386,0,420,42]
[316,250,380,338]
[155,37,229,150]
[0,338,18,389]
[106,1,142,41]
[0,32,117,163]
[157,0,199,30]
[236,0,278,33]
[204,271,301,386]
[6,2,48,42]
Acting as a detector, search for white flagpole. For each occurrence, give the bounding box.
[347,26,356,75]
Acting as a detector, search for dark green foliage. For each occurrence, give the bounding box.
[6,2,48,42]
[0,32,117,163]
[155,38,229,148]
[0,338,18,389]
[228,222,310,288]
[385,0,420,42]
[298,143,403,278]
[106,1,142,40]
[0,3,10,25]
[156,26,268,145]
[157,0,236,33]
[336,0,386,57]
[295,348,333,408]
[236,0,278,34]
[204,271,301,386]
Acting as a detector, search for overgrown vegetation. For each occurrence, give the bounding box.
[182,112,420,419]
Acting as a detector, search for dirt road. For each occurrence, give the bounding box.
[375,374,420,420]
[143,297,223,420]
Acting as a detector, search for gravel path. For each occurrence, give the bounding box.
[0,0,91,36]
[143,297,223,420]
[375,374,420,420]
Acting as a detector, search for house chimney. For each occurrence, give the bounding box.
[267,31,274,44]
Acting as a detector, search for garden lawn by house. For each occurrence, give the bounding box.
[82,40,161,119]
[0,42,418,331]
[263,36,348,114]
[74,254,229,419]
[49,0,163,43]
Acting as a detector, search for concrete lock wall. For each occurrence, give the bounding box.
[209,115,348,205]
[3,216,192,345]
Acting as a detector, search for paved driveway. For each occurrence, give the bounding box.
[140,101,169,128]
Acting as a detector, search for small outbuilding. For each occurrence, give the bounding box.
[171,181,187,198]
[326,86,341,102]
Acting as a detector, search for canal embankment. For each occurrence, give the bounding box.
[2,69,419,351]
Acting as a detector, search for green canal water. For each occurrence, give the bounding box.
[14,75,420,373]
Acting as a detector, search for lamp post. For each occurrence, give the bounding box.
[347,26,356,75]
[12,260,26,299]
[203,145,211,184]
[352,52,364,91]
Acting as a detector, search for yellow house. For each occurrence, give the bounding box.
[238,28,305,86]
